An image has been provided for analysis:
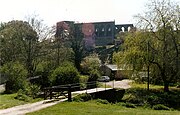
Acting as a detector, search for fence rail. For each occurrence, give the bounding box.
[43,81,113,101]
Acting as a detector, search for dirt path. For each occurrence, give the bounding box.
[0,80,132,115]
[0,88,111,115]
[0,98,68,115]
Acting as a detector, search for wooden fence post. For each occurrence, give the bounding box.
[68,85,72,102]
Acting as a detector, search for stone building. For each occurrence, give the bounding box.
[55,21,133,48]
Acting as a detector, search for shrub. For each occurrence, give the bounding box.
[123,102,136,108]
[0,61,28,93]
[73,93,92,102]
[152,104,170,110]
[86,70,100,89]
[15,89,31,102]
[96,99,109,104]
[79,75,89,89]
[88,70,100,81]
[80,54,101,75]
[50,62,80,86]
[28,84,41,98]
[123,93,142,104]
[15,84,40,101]
[34,61,52,88]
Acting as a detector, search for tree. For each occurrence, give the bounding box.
[0,20,38,78]
[54,21,85,71]
[114,0,180,92]
[49,62,80,86]
[71,26,84,71]
[0,61,28,93]
[81,54,101,75]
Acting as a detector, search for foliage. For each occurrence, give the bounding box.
[81,54,101,75]
[0,61,28,93]
[73,93,92,102]
[122,87,180,110]
[15,89,31,102]
[28,84,41,98]
[70,24,84,71]
[96,99,109,104]
[152,104,170,110]
[79,75,89,89]
[0,20,39,78]
[15,84,40,100]
[34,61,53,88]
[88,70,100,81]
[113,0,180,92]
[49,62,80,85]
[118,102,136,108]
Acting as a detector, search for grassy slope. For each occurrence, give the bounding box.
[27,101,180,115]
[0,93,42,109]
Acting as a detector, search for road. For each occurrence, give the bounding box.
[106,79,133,89]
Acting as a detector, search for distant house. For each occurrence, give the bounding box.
[100,64,132,80]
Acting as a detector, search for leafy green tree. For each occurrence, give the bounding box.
[0,20,39,78]
[49,62,80,86]
[69,24,84,71]
[114,0,180,92]
[0,61,28,93]
[81,54,101,75]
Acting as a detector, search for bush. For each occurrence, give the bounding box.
[152,104,170,110]
[28,84,41,98]
[124,103,136,108]
[50,62,80,86]
[80,54,101,75]
[96,99,109,104]
[88,70,100,81]
[79,75,89,89]
[0,61,28,93]
[73,93,92,102]
[15,89,31,102]
[15,84,40,101]
[34,61,52,88]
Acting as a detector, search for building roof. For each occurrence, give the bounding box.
[105,64,132,71]
[105,64,120,71]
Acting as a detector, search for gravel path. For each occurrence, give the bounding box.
[0,80,132,115]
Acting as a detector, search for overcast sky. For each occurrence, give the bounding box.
[0,0,179,26]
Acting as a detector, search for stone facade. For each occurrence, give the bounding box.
[55,21,133,48]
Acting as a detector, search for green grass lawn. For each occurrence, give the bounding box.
[130,81,164,89]
[0,93,42,109]
[27,101,180,115]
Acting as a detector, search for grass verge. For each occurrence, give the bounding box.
[0,93,42,109]
[27,101,180,115]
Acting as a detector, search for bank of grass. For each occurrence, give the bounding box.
[0,93,42,109]
[130,81,164,89]
[123,82,180,110]
[27,101,180,115]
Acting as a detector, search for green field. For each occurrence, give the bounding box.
[0,93,42,109]
[27,101,180,115]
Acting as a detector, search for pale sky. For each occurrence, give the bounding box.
[0,0,179,26]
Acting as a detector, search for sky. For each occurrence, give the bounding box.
[0,0,179,26]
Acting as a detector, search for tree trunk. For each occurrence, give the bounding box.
[164,82,169,92]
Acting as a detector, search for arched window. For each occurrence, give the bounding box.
[128,26,131,31]
[99,25,105,37]
[106,25,112,36]
[121,27,125,32]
